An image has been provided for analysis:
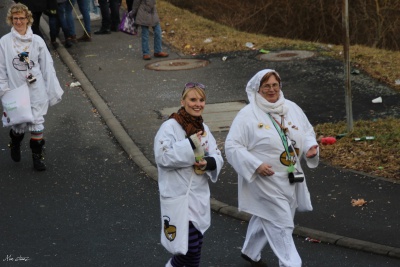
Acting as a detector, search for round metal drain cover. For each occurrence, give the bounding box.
[257,50,315,61]
[146,59,209,71]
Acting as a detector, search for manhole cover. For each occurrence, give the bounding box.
[160,101,247,132]
[257,50,315,61]
[146,59,209,71]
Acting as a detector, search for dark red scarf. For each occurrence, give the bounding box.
[169,107,204,137]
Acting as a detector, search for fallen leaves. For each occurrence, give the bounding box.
[351,198,367,207]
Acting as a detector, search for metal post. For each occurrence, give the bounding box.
[343,0,353,132]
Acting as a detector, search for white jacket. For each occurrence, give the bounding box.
[154,119,223,233]
[0,27,63,130]
[225,69,319,228]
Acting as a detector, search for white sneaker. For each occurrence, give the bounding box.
[76,13,101,21]
[90,13,101,21]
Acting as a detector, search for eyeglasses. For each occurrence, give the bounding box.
[182,82,205,95]
[13,17,27,21]
[260,83,280,90]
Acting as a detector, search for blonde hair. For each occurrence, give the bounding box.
[6,3,33,27]
[181,87,206,101]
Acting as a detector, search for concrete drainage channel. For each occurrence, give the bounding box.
[161,101,247,132]
[145,58,210,71]
[257,50,315,61]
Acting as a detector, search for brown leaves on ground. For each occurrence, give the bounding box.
[351,198,367,207]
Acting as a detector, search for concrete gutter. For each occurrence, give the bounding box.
[40,19,400,260]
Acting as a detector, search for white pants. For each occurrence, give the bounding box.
[241,216,302,267]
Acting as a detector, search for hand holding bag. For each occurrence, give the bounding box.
[119,11,138,35]
[1,83,34,127]
[160,175,193,255]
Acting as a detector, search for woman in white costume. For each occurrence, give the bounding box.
[0,3,63,171]
[154,83,223,267]
[225,69,319,267]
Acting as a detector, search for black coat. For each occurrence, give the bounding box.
[15,0,57,13]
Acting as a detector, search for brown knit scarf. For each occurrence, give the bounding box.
[169,107,204,137]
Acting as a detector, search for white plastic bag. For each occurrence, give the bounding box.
[1,83,34,127]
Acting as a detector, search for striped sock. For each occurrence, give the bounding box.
[171,222,203,267]
[30,131,43,141]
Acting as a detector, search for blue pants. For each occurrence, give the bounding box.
[56,2,72,38]
[141,23,162,56]
[66,0,91,35]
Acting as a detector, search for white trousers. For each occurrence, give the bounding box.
[241,216,302,267]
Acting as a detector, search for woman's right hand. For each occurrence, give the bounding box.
[256,163,275,176]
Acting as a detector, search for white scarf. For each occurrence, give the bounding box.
[255,90,288,116]
[11,26,33,55]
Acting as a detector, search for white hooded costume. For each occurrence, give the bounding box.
[154,119,223,234]
[225,69,319,267]
[0,27,63,133]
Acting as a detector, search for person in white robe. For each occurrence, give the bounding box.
[154,83,223,267]
[0,3,63,171]
[225,69,319,267]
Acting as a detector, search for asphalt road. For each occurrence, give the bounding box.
[0,3,400,267]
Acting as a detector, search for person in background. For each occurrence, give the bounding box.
[154,83,223,267]
[89,0,101,20]
[131,0,168,60]
[126,0,133,12]
[95,0,121,34]
[44,0,60,48]
[225,69,319,267]
[0,3,64,171]
[65,0,92,42]
[77,0,100,21]
[57,0,76,48]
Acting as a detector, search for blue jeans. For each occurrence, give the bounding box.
[141,23,162,56]
[67,0,91,34]
[57,2,72,38]
[48,15,59,41]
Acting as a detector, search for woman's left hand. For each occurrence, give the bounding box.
[306,145,318,158]
[194,158,207,169]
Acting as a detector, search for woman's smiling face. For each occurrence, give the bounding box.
[12,11,28,35]
[181,89,205,117]
[258,75,281,103]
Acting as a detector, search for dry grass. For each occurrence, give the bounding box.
[122,1,400,181]
[315,118,400,180]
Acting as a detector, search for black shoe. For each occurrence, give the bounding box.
[64,39,73,48]
[94,28,111,35]
[30,139,46,171]
[51,41,59,49]
[32,153,46,171]
[9,130,24,162]
[241,253,268,267]
[110,25,119,32]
